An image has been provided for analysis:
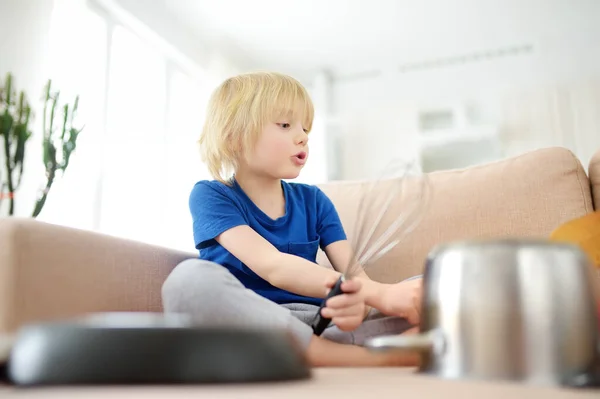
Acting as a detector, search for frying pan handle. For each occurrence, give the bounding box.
[365,329,442,353]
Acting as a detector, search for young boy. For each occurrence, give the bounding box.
[162,71,423,367]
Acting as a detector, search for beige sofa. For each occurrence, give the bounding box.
[1,146,600,397]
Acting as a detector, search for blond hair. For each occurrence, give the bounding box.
[198,71,314,184]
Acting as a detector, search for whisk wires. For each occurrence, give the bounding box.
[344,158,432,279]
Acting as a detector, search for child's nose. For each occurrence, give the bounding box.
[296,129,308,145]
[297,135,308,146]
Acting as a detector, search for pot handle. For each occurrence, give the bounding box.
[563,332,600,388]
[365,329,441,353]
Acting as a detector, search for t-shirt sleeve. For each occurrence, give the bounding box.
[188,181,247,250]
[315,188,347,249]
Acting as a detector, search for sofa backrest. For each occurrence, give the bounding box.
[317,147,594,283]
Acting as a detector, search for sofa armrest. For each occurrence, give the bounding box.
[0,218,194,334]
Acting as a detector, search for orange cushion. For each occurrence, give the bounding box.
[549,211,600,268]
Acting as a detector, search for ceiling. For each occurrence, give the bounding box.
[164,0,599,82]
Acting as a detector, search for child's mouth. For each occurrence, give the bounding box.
[292,152,307,165]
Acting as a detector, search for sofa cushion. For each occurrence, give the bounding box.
[317,147,594,283]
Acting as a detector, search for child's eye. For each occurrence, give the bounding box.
[277,123,291,129]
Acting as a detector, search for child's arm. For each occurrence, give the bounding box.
[217,224,342,298]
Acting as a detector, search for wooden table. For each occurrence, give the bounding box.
[1,368,598,398]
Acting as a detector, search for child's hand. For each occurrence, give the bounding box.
[380,277,423,325]
[321,278,366,331]
[320,277,366,332]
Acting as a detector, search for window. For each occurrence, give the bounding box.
[38,0,108,230]
[99,24,168,246]
[40,0,212,252]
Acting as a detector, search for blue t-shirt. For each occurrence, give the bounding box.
[188,179,347,306]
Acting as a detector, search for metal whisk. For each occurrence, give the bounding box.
[311,158,432,335]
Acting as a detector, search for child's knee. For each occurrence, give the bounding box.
[161,259,231,312]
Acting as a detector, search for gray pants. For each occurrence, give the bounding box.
[161,259,417,350]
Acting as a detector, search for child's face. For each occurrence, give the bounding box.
[246,116,309,180]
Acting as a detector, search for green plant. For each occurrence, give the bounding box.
[0,73,32,216]
[32,79,83,217]
[0,72,83,217]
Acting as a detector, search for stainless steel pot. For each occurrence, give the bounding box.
[366,239,600,387]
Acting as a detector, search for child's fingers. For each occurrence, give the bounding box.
[324,277,362,296]
[321,302,363,318]
[405,307,420,325]
[340,279,361,293]
[326,292,362,309]
[325,275,341,289]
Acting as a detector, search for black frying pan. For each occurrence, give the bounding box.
[2,312,311,386]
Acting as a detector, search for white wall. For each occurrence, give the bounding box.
[0,0,55,217]
[331,27,600,180]
[0,1,54,96]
